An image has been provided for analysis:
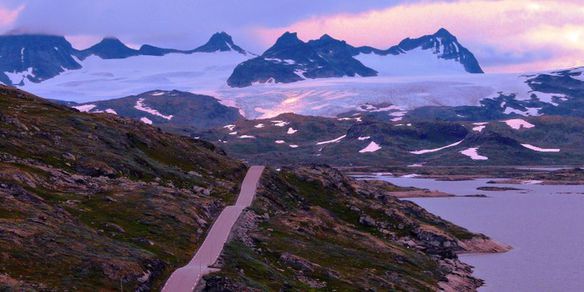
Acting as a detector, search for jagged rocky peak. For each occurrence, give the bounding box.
[272,31,304,47]
[434,27,455,38]
[0,34,82,85]
[79,37,139,59]
[389,27,483,73]
[227,31,376,87]
[193,32,247,54]
[312,33,345,45]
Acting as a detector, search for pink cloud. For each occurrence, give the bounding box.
[65,35,103,50]
[0,4,24,28]
[252,0,584,72]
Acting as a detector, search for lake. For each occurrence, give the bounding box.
[371,176,584,292]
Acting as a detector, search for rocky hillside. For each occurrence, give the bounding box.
[0,85,247,290]
[195,111,584,167]
[68,90,243,131]
[202,166,509,291]
[0,86,516,290]
[0,35,83,85]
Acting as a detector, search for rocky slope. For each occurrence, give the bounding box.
[194,111,584,167]
[0,86,516,290]
[0,35,83,85]
[0,85,247,290]
[201,166,509,291]
[67,90,243,130]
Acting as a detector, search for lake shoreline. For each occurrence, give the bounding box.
[378,175,584,291]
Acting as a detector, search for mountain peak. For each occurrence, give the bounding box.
[274,32,303,47]
[433,28,455,38]
[81,37,138,59]
[209,31,232,42]
[0,34,82,85]
[192,31,246,54]
[320,34,334,41]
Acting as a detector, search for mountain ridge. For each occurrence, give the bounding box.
[227,28,483,87]
[0,32,249,85]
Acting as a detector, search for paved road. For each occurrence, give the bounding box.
[162,166,265,292]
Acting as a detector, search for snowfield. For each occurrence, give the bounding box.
[316,135,346,145]
[355,48,468,76]
[134,98,174,120]
[410,140,463,155]
[140,117,153,125]
[73,104,96,112]
[472,122,488,132]
[271,120,289,127]
[359,141,382,153]
[503,119,535,130]
[521,144,561,153]
[9,48,580,121]
[460,147,489,160]
[18,51,250,103]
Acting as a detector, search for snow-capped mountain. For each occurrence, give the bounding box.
[227,32,377,87]
[227,28,482,87]
[78,37,141,59]
[355,28,483,75]
[0,34,83,85]
[0,32,249,86]
[190,32,248,54]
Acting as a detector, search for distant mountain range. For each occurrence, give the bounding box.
[0,32,250,85]
[227,28,483,87]
[0,28,482,87]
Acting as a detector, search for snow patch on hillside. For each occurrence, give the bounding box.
[316,135,346,145]
[134,98,174,120]
[271,120,289,127]
[410,140,463,155]
[359,141,381,153]
[73,104,96,112]
[472,122,488,132]
[521,144,560,153]
[460,147,488,160]
[503,119,535,130]
[140,117,153,125]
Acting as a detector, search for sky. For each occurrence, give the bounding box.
[0,0,583,73]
